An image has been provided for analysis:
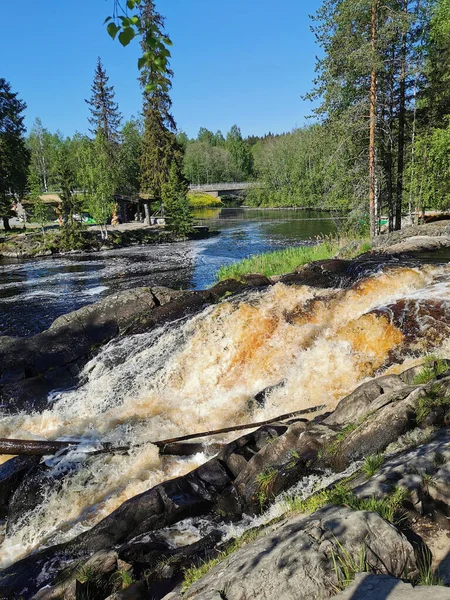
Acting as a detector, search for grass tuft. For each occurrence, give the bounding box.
[331,538,368,592]
[283,484,409,525]
[416,546,445,586]
[362,453,384,478]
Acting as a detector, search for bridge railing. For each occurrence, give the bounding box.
[189,182,254,192]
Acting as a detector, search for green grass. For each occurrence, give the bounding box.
[283,484,409,525]
[319,423,359,460]
[416,546,445,586]
[216,236,371,281]
[112,568,134,589]
[362,453,384,478]
[217,240,340,280]
[187,192,223,207]
[412,357,449,385]
[416,386,450,425]
[331,539,368,592]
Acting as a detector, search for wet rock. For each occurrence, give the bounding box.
[279,259,353,289]
[232,421,330,510]
[333,573,450,599]
[70,459,232,555]
[176,506,416,600]
[337,390,420,467]
[34,550,118,600]
[104,581,148,600]
[241,273,272,287]
[123,291,211,336]
[324,375,407,427]
[208,278,248,299]
[0,455,41,518]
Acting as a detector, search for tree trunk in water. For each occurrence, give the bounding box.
[369,0,377,238]
[2,216,10,231]
[395,0,408,231]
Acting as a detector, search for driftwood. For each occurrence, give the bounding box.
[0,404,325,458]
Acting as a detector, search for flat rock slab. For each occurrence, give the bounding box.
[333,573,450,599]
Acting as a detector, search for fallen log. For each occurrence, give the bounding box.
[0,404,325,458]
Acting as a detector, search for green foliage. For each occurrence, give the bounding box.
[416,546,445,586]
[162,162,193,236]
[78,133,118,238]
[284,484,409,526]
[0,78,29,230]
[255,468,277,493]
[416,387,450,425]
[118,118,142,196]
[105,0,173,89]
[75,564,97,584]
[85,57,122,143]
[112,568,135,589]
[331,539,368,592]
[362,454,384,478]
[187,192,222,207]
[217,240,339,280]
[217,236,370,281]
[412,357,448,385]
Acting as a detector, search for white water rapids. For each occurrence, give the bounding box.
[1,262,450,567]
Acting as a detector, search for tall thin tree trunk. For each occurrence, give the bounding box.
[369,0,377,238]
[2,216,10,231]
[395,0,408,231]
[409,73,418,225]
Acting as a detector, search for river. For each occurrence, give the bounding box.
[0,208,338,337]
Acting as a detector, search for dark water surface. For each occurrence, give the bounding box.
[0,208,338,337]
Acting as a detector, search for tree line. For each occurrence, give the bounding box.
[0,0,194,240]
[248,0,450,235]
[1,0,449,240]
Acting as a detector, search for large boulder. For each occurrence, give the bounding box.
[176,506,417,600]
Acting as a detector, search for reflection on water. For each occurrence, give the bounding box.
[0,208,338,337]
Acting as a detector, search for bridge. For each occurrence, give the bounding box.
[189,182,254,198]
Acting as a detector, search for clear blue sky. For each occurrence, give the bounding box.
[1,0,323,139]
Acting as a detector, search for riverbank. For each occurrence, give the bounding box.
[217,237,372,280]
[0,224,212,259]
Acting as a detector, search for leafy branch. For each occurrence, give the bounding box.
[105,0,173,90]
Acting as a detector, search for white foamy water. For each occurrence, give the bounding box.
[1,263,450,566]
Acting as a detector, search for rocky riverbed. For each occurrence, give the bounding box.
[0,232,450,598]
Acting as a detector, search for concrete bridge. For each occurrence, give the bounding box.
[189,182,254,198]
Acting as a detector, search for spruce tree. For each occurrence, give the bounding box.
[162,161,193,236]
[0,78,29,230]
[139,0,184,201]
[85,57,122,144]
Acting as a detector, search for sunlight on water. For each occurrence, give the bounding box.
[1,263,450,566]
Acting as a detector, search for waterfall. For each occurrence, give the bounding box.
[1,263,450,566]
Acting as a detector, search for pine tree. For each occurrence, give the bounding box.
[162,161,193,236]
[0,78,29,231]
[85,57,122,144]
[139,0,184,200]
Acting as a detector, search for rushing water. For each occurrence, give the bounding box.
[2,260,450,567]
[0,208,337,337]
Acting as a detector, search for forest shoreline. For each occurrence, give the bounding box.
[0,224,213,259]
